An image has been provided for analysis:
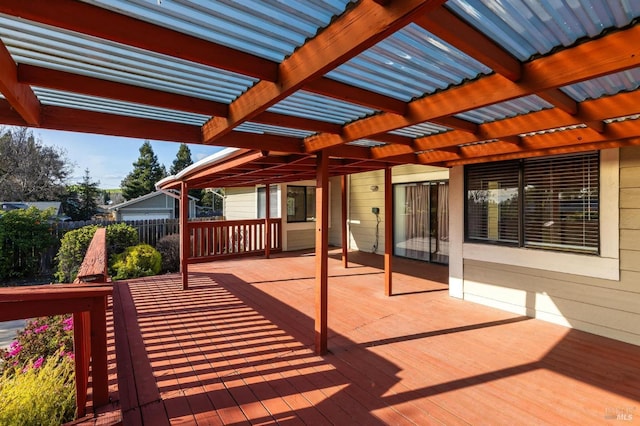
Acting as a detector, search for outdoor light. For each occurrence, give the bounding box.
[370,185,379,192]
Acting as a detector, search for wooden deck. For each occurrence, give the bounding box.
[106,249,640,425]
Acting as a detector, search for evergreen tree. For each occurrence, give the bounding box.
[170,143,203,208]
[170,144,193,175]
[62,169,101,220]
[120,141,166,200]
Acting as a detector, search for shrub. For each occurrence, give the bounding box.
[0,351,75,425]
[54,223,138,282]
[105,222,138,255]
[156,234,180,273]
[0,207,55,280]
[111,244,161,280]
[1,316,74,371]
[54,225,98,283]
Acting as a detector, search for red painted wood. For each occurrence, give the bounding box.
[315,151,329,355]
[75,227,108,283]
[384,167,393,296]
[104,252,640,424]
[341,175,348,268]
[180,182,189,290]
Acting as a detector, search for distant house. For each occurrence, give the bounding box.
[1,201,67,219]
[108,190,197,221]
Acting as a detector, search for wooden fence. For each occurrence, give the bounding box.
[39,218,220,275]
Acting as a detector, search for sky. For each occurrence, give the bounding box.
[31,128,224,190]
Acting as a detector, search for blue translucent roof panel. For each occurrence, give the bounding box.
[0,14,256,104]
[83,0,354,62]
[236,122,315,138]
[34,88,210,125]
[455,95,553,124]
[560,67,640,101]
[446,0,640,61]
[268,91,378,124]
[389,122,451,138]
[326,23,492,101]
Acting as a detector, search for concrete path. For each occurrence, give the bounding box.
[0,320,27,349]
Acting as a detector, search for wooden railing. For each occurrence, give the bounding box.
[0,285,112,419]
[0,227,112,419]
[188,218,282,263]
[74,227,108,284]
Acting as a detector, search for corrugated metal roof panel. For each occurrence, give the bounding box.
[326,23,492,101]
[236,122,315,138]
[389,122,451,138]
[446,0,640,61]
[0,14,256,104]
[560,67,640,101]
[455,95,553,124]
[268,91,378,124]
[34,88,210,125]
[82,0,354,62]
[348,139,387,147]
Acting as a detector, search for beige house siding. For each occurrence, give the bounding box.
[459,147,640,346]
[348,166,449,254]
[286,229,316,251]
[329,176,343,247]
[224,187,256,220]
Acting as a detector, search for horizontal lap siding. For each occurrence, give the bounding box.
[286,229,315,251]
[348,170,385,254]
[224,187,255,220]
[463,147,640,346]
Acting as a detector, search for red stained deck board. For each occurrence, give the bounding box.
[105,249,640,425]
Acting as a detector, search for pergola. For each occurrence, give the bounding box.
[1,0,639,354]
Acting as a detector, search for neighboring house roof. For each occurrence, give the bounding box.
[1,201,62,213]
[108,190,198,211]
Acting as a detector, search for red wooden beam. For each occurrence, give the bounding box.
[18,64,229,117]
[0,40,40,125]
[341,175,349,268]
[202,0,446,144]
[303,24,640,151]
[180,182,190,290]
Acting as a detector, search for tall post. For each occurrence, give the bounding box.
[384,166,393,296]
[265,183,271,259]
[180,181,189,290]
[341,175,348,268]
[315,151,329,355]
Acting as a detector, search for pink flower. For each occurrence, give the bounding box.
[7,341,21,357]
[33,357,44,369]
[62,317,73,331]
[34,324,49,334]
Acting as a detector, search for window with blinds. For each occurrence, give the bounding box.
[465,152,599,254]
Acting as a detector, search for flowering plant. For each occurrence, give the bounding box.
[1,315,74,373]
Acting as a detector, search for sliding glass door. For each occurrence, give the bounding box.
[393,181,449,264]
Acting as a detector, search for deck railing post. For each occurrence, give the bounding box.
[265,183,271,259]
[384,166,393,296]
[89,297,109,407]
[180,181,190,290]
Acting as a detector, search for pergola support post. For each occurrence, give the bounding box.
[384,166,393,296]
[341,175,348,268]
[315,151,329,355]
[265,183,271,259]
[180,181,189,290]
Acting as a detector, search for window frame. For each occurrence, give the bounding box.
[286,185,316,223]
[464,152,600,255]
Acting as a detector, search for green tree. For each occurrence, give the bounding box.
[169,143,203,208]
[62,169,100,220]
[120,141,166,200]
[169,143,193,175]
[0,207,55,280]
[0,127,71,201]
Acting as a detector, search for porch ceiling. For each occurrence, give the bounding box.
[0,1,639,169]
